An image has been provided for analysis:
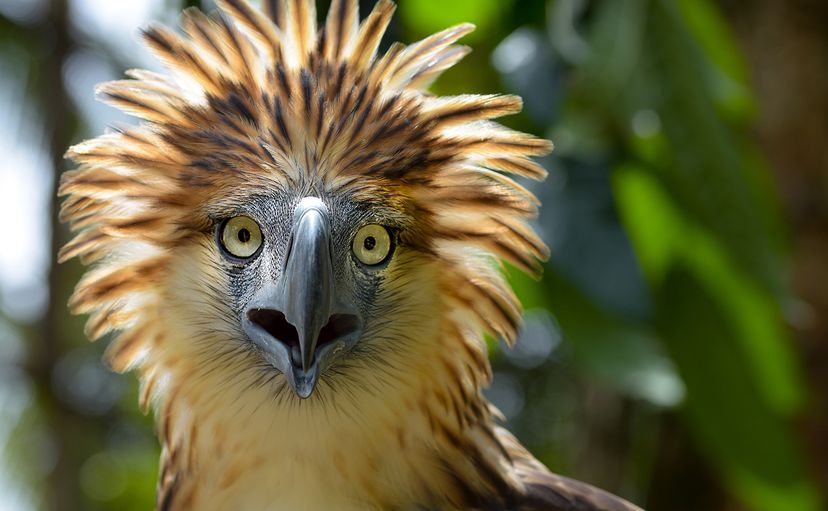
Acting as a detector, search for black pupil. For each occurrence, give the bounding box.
[363,236,376,251]
[238,228,251,243]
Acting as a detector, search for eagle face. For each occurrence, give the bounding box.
[60,0,553,389]
[60,0,553,447]
[203,187,417,398]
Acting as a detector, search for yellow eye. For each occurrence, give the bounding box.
[352,224,392,266]
[220,216,263,259]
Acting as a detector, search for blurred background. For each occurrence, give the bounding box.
[1,0,826,509]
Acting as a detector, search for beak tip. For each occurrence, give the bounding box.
[293,372,316,399]
[290,365,319,399]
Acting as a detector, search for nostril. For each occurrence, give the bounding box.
[318,314,360,348]
[246,309,360,369]
[247,309,299,350]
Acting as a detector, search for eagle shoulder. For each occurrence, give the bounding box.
[497,427,644,511]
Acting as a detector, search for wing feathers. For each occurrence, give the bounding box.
[496,428,645,511]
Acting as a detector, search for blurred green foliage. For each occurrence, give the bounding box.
[478,0,817,509]
[408,0,821,508]
[0,0,822,510]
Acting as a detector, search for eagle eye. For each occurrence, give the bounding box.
[352,224,393,266]
[220,216,263,259]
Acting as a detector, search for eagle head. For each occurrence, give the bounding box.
[60,0,550,404]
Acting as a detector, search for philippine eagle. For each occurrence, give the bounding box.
[59,0,643,509]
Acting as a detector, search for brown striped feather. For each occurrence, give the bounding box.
[104,323,151,373]
[261,0,282,27]
[422,94,523,126]
[216,0,282,61]
[407,44,471,90]
[386,23,475,88]
[181,9,232,67]
[282,0,316,67]
[349,0,395,73]
[322,0,358,62]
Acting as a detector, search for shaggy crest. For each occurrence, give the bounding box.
[60,0,550,377]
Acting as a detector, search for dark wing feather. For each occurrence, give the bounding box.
[497,427,645,511]
[516,470,643,511]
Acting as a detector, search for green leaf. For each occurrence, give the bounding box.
[675,0,754,119]
[613,163,684,285]
[614,166,806,415]
[684,226,806,415]
[656,268,821,511]
[642,0,786,294]
[541,269,684,408]
[398,0,511,42]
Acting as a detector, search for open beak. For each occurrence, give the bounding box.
[242,197,361,398]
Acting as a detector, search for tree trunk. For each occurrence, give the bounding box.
[30,0,84,509]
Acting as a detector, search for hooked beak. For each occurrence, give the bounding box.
[242,197,362,398]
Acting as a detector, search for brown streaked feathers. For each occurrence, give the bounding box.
[59,1,642,510]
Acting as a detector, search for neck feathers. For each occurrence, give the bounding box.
[149,270,520,510]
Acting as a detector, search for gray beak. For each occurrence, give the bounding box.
[242,197,361,398]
